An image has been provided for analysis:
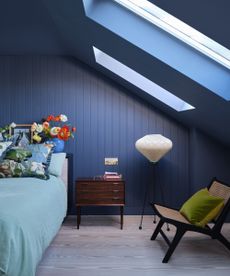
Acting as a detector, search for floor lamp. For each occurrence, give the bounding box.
[135,134,173,230]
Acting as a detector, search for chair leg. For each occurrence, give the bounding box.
[162,228,186,263]
[217,233,230,251]
[151,219,164,240]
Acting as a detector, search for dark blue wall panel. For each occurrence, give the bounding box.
[0,56,190,215]
[189,128,230,193]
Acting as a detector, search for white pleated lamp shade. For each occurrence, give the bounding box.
[135,134,173,163]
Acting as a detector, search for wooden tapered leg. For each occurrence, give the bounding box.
[77,206,81,230]
[120,206,124,230]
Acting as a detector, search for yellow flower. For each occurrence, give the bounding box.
[32,133,42,143]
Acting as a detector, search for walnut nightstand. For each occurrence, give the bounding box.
[76,178,125,229]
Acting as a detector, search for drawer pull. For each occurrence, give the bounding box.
[113,190,120,193]
[113,197,120,200]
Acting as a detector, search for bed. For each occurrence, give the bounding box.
[0,159,68,276]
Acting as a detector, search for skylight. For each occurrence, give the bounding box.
[93,46,195,112]
[114,0,230,70]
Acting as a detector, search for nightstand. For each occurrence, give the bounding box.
[76,178,125,229]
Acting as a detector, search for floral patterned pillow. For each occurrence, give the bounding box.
[0,159,49,180]
[0,143,53,180]
[5,147,32,162]
[0,142,12,158]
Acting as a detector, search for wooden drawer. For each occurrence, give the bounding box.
[78,191,124,201]
[77,182,124,192]
[77,190,124,197]
[76,179,125,206]
[77,197,124,205]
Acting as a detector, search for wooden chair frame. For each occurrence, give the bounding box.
[150,177,230,263]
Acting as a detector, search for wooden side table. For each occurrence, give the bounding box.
[76,178,125,229]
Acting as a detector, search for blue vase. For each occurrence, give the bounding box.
[51,138,65,153]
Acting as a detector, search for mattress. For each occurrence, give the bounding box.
[0,175,67,276]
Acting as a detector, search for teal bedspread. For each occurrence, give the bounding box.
[0,176,67,276]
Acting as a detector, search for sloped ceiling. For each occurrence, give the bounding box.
[153,0,230,49]
[0,0,229,146]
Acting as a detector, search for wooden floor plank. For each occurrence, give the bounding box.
[37,216,230,276]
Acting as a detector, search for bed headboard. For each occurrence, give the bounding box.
[61,157,68,190]
[60,155,72,214]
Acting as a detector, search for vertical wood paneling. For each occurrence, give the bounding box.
[0,56,190,214]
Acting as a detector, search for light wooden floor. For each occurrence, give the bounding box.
[37,216,230,276]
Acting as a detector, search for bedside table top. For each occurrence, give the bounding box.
[76,177,124,182]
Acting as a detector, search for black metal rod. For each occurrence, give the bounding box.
[159,176,170,231]
[139,180,148,230]
[139,162,170,230]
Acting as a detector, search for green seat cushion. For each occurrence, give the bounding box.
[180,188,224,227]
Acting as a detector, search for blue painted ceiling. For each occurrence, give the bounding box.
[0,0,229,146]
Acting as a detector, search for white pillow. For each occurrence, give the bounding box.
[48,153,66,177]
[0,142,12,157]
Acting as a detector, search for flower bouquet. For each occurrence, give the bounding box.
[31,114,76,147]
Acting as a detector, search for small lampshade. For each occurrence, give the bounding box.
[135,134,173,163]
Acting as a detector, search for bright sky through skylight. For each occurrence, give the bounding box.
[114,0,230,70]
[93,46,195,112]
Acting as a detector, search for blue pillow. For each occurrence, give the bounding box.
[48,153,66,177]
[26,143,53,165]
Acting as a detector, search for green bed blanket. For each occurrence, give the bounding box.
[0,176,67,276]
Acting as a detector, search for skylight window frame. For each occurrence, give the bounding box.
[93,46,195,112]
[114,0,230,70]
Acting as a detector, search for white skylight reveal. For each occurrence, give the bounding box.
[93,46,195,112]
[114,0,230,70]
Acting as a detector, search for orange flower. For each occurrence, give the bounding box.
[54,115,61,122]
[57,126,70,141]
[72,127,76,132]
[46,115,55,122]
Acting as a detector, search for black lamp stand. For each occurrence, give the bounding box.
[138,163,170,231]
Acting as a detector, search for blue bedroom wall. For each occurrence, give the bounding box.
[0,56,190,215]
[189,128,230,193]
[0,56,229,217]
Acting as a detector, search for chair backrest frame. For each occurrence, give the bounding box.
[207,177,230,233]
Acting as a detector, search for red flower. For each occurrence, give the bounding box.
[46,115,55,122]
[72,127,76,132]
[58,125,70,141]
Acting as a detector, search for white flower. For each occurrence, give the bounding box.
[50,127,61,136]
[10,122,16,128]
[31,123,37,132]
[60,114,68,122]
[36,124,43,133]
